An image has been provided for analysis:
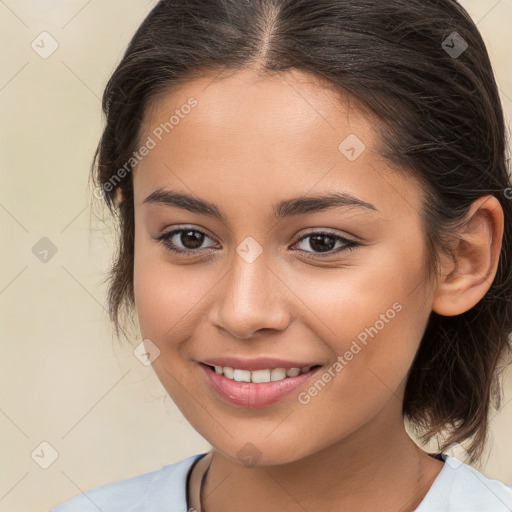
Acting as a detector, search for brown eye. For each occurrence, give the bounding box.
[156,227,218,255]
[177,230,205,249]
[293,231,359,256]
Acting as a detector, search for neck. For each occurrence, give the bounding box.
[192,402,444,512]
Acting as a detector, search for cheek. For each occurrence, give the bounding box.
[133,230,215,346]
[284,281,429,449]
[290,241,431,393]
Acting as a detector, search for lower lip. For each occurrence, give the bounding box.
[199,363,321,408]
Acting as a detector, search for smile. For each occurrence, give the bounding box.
[199,362,322,408]
[208,365,315,383]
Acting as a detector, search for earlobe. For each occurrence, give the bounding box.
[114,187,124,207]
[432,195,504,317]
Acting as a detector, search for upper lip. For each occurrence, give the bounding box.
[200,356,320,371]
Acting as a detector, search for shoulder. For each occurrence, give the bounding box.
[417,453,512,512]
[49,453,207,512]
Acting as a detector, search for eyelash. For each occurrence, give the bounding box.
[155,226,360,258]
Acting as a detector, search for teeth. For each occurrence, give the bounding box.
[223,367,234,379]
[286,367,301,377]
[251,369,271,383]
[271,368,287,381]
[211,365,314,383]
[233,369,251,382]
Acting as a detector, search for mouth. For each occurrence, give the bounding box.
[199,362,323,408]
[203,363,321,383]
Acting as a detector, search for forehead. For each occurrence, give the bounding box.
[140,67,377,153]
[133,67,423,220]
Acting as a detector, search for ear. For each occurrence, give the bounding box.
[432,195,504,317]
[114,186,124,207]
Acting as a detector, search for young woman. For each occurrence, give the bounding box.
[50,0,512,510]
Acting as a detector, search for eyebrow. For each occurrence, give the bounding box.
[142,188,378,221]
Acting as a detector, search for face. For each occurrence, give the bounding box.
[132,68,436,466]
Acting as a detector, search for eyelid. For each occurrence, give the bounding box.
[294,228,357,243]
[156,225,219,252]
[291,230,360,256]
[160,224,215,240]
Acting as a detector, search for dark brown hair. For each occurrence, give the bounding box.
[92,0,512,464]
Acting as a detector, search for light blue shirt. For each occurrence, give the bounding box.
[49,452,512,511]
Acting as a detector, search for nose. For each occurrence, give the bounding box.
[209,251,291,340]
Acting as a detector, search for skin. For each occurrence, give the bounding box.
[130,67,504,512]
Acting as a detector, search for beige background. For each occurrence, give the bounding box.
[0,1,511,511]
